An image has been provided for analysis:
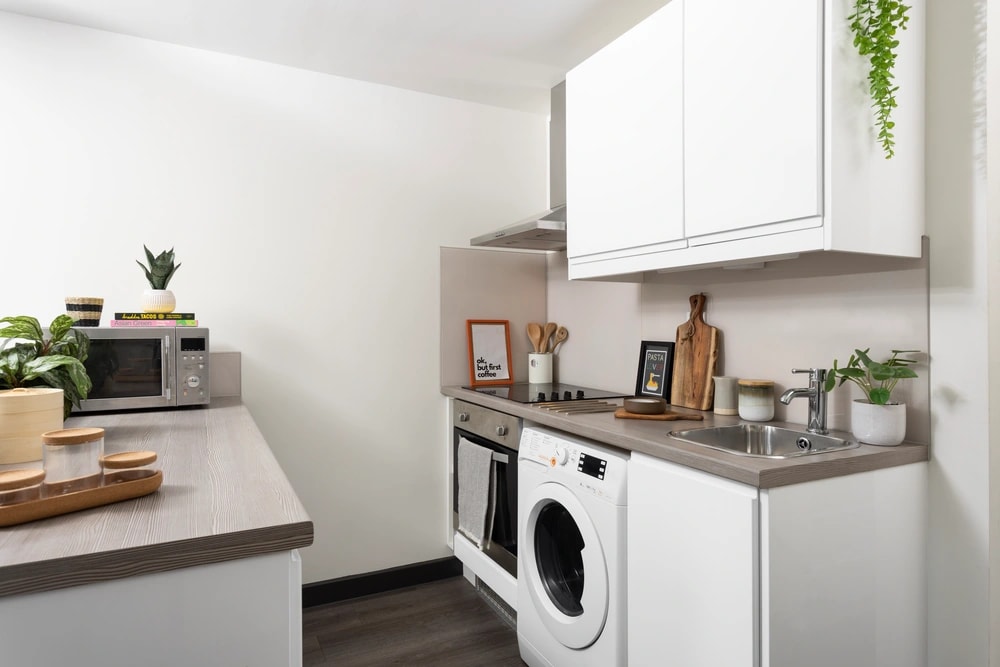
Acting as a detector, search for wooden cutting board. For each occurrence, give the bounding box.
[614,408,704,422]
[669,293,720,410]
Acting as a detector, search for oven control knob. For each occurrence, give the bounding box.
[537,392,546,401]
[550,392,559,401]
[563,391,572,400]
[495,425,508,437]
[549,447,568,467]
[576,390,585,399]
[458,412,470,422]
[186,375,201,388]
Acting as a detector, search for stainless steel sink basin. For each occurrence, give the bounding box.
[668,424,859,459]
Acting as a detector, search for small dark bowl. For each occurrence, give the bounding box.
[623,396,667,415]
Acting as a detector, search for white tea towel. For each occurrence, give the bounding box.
[457,437,494,548]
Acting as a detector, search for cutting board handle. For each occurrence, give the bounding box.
[682,293,707,340]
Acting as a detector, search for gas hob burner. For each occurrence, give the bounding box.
[462,382,629,404]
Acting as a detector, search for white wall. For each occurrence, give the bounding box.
[927,0,993,663]
[0,12,548,584]
[549,253,930,441]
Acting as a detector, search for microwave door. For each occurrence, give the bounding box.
[76,332,174,412]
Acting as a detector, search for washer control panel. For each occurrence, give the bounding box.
[519,425,628,504]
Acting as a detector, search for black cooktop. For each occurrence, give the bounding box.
[463,382,629,404]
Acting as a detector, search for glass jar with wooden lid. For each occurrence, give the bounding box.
[101,450,158,484]
[40,427,104,496]
[0,469,45,506]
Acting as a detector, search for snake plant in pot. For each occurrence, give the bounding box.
[825,348,918,446]
[0,315,92,419]
[137,245,181,313]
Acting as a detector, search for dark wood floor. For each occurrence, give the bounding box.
[303,576,525,666]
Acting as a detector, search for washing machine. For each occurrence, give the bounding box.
[517,424,628,667]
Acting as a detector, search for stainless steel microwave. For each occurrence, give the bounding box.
[74,327,210,412]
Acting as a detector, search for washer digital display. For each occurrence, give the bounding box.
[577,453,607,480]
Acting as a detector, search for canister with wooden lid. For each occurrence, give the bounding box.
[40,427,104,496]
[0,469,45,506]
[102,450,158,484]
[738,379,775,422]
[0,387,64,464]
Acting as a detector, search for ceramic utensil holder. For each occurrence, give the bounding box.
[713,376,739,415]
[528,353,553,384]
[41,427,104,496]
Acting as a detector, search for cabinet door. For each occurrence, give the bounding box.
[566,1,684,259]
[684,0,822,241]
[628,453,759,666]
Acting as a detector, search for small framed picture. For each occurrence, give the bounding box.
[635,340,675,399]
[467,320,514,387]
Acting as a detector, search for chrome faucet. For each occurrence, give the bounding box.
[779,368,828,435]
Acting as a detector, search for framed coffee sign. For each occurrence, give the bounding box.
[467,320,513,387]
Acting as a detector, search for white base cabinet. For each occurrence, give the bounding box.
[628,453,926,666]
[0,550,304,667]
[567,0,925,280]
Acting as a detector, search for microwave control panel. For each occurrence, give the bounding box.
[176,330,210,406]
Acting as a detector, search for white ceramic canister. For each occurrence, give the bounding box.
[0,388,64,464]
[528,353,553,384]
[738,379,775,422]
[713,376,739,415]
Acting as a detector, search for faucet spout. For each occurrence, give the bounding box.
[781,368,829,435]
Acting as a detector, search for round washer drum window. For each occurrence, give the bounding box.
[534,500,585,617]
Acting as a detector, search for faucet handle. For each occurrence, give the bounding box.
[791,368,826,383]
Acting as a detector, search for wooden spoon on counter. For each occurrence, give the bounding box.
[526,322,544,353]
[552,326,569,353]
[541,322,557,353]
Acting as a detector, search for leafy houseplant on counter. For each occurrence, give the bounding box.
[825,347,919,446]
[137,245,181,314]
[0,315,92,418]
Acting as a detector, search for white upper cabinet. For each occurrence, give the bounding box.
[566,0,684,261]
[684,0,821,241]
[566,0,925,280]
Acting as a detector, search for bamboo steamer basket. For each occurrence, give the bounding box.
[0,388,64,464]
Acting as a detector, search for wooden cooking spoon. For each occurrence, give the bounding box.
[526,322,544,353]
[541,322,557,353]
[552,326,569,353]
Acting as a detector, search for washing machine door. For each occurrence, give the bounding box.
[522,481,609,649]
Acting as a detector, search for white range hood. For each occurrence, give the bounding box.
[470,82,567,251]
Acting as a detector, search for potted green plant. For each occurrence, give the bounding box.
[137,245,181,313]
[0,315,92,418]
[825,347,919,446]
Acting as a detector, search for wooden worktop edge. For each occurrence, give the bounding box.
[0,521,314,598]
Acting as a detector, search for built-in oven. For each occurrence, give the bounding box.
[452,399,520,609]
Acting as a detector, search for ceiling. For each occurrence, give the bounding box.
[0,0,669,113]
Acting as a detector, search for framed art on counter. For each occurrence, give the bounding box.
[467,320,513,387]
[635,340,675,399]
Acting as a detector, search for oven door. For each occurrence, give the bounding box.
[77,330,173,412]
[453,427,518,577]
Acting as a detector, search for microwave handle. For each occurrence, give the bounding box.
[163,334,172,401]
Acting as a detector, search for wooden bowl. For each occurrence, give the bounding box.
[623,396,667,415]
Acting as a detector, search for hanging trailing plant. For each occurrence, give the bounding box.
[848,0,911,159]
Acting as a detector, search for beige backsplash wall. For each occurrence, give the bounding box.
[548,251,930,444]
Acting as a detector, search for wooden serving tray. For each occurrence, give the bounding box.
[0,470,162,527]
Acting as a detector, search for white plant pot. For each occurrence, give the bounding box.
[851,399,907,446]
[141,289,176,314]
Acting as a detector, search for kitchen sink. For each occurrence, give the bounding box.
[668,424,859,459]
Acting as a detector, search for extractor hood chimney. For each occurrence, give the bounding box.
[470,82,567,251]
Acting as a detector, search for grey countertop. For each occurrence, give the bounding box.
[443,386,928,488]
[0,397,313,598]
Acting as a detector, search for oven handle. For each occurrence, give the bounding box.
[492,452,509,464]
